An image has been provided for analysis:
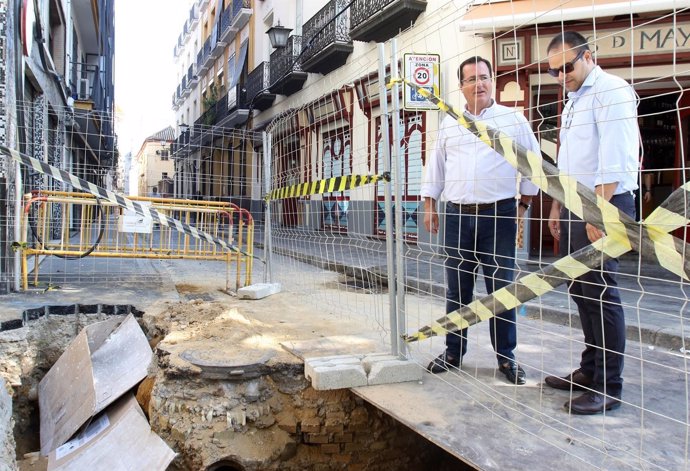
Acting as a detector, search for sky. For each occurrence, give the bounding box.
[114,0,189,156]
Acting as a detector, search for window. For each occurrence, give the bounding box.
[162,172,169,179]
[160,150,169,161]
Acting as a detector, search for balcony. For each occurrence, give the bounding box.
[220,83,250,128]
[246,62,275,111]
[230,0,251,32]
[181,75,191,98]
[198,37,212,74]
[188,64,198,87]
[269,35,308,96]
[349,0,426,42]
[301,0,353,75]
[182,20,191,44]
[210,26,224,59]
[68,61,116,164]
[189,4,199,30]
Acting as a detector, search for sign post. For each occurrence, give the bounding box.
[403,53,441,111]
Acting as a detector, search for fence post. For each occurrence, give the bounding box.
[378,43,399,357]
[262,131,274,284]
[13,160,22,292]
[390,38,407,359]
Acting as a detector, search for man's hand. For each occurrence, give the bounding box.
[643,190,652,203]
[548,201,561,241]
[423,197,439,234]
[424,209,439,234]
[586,223,605,243]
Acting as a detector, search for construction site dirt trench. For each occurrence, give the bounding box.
[2,293,468,470]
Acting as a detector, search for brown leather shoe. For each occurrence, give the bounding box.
[544,369,592,391]
[565,391,621,415]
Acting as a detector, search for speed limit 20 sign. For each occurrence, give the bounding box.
[404,53,440,111]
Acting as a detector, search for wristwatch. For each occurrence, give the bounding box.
[519,201,530,210]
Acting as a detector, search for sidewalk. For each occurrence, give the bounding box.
[262,229,690,351]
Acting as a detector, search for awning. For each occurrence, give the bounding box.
[459,0,683,32]
[231,40,249,88]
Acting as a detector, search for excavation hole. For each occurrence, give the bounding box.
[206,460,245,471]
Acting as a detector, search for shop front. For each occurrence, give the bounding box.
[492,12,690,255]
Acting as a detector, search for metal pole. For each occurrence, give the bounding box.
[262,131,274,284]
[378,43,398,358]
[13,161,22,291]
[390,38,407,358]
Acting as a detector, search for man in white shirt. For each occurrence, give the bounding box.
[544,31,638,414]
[421,56,539,384]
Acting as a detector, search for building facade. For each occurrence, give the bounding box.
[170,0,688,253]
[0,0,116,293]
[135,126,175,197]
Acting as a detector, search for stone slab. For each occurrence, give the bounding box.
[237,283,282,300]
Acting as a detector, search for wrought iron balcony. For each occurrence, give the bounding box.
[230,0,251,31]
[349,0,426,42]
[198,37,212,74]
[246,62,275,111]
[181,75,190,98]
[210,26,223,61]
[222,83,249,128]
[301,0,353,75]
[219,0,252,44]
[70,62,105,108]
[269,35,308,96]
[188,64,198,86]
[189,4,199,29]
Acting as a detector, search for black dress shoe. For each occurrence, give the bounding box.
[565,391,621,415]
[498,360,526,385]
[544,369,593,391]
[427,352,461,374]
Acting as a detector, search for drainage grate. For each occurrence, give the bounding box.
[0,304,145,332]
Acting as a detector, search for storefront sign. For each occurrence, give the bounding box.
[532,22,690,61]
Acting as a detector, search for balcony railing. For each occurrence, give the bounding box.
[230,0,251,30]
[70,62,105,109]
[219,4,233,44]
[301,0,353,74]
[189,4,199,29]
[245,62,275,111]
[269,35,308,96]
[198,37,212,73]
[349,0,426,42]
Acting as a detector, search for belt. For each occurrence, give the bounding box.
[448,197,514,212]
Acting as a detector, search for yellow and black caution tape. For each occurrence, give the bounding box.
[264,173,390,202]
[395,78,690,342]
[1,145,256,259]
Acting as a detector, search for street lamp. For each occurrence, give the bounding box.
[266,22,292,48]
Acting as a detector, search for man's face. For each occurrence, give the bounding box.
[547,44,592,92]
[460,61,493,112]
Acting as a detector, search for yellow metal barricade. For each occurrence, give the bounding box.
[19,191,254,291]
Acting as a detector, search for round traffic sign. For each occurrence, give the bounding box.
[414,66,431,85]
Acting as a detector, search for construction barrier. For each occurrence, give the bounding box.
[19,191,254,292]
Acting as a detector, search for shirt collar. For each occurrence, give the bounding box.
[567,65,601,100]
[465,99,495,118]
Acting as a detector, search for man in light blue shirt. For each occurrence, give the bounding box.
[544,31,639,415]
[421,56,539,384]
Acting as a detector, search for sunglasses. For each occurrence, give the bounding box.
[547,49,586,77]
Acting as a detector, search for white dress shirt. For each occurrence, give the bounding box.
[421,101,540,204]
[558,66,639,194]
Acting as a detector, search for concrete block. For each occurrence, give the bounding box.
[361,353,398,373]
[308,364,368,391]
[366,359,423,386]
[237,283,282,300]
[304,355,362,383]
